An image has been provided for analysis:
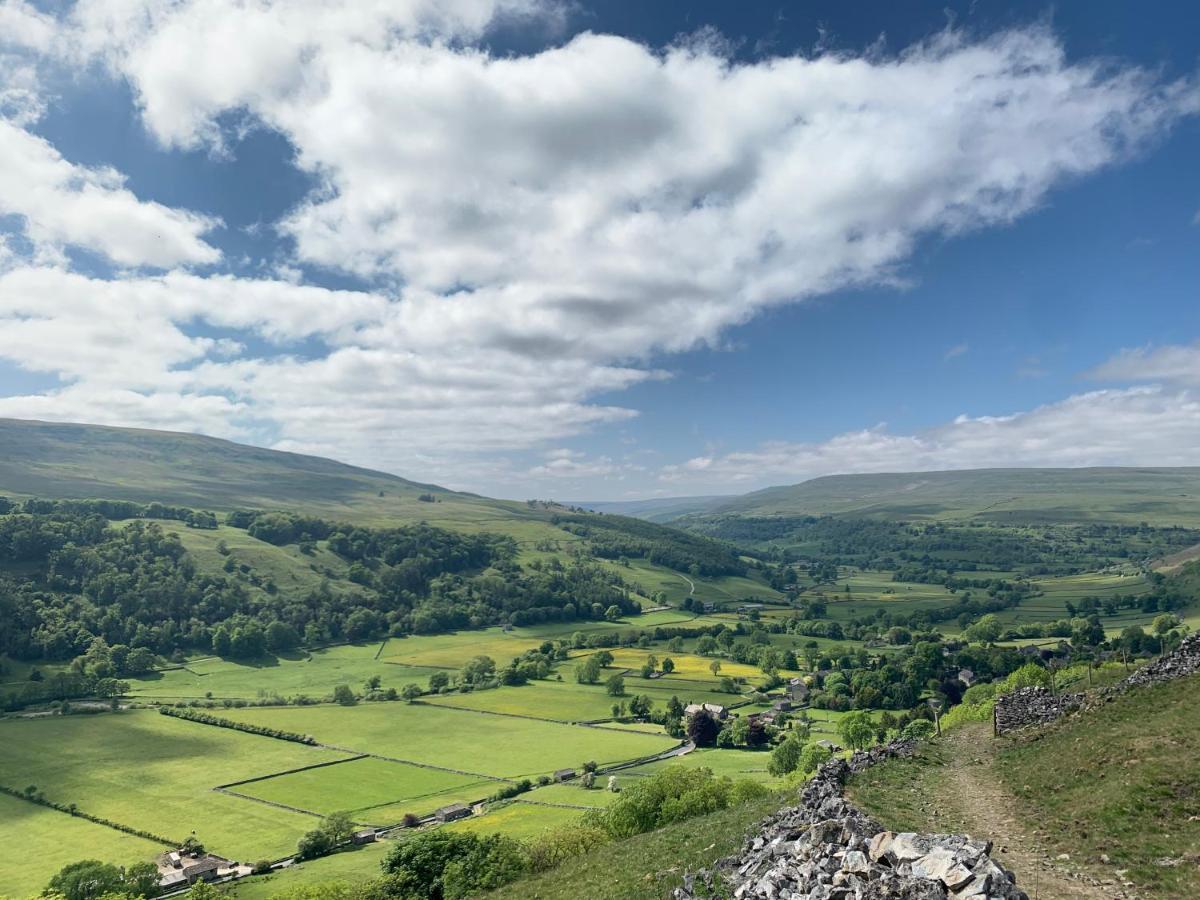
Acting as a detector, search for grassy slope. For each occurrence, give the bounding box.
[850,677,1200,898]
[697,467,1200,525]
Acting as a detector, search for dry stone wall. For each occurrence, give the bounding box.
[994,632,1200,734]
[673,739,1027,900]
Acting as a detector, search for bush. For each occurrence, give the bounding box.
[596,765,768,838]
[525,824,609,872]
[900,719,936,741]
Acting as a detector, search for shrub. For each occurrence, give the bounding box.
[596,765,766,838]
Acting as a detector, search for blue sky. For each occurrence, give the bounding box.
[0,0,1198,499]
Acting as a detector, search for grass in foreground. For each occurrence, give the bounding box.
[995,675,1200,896]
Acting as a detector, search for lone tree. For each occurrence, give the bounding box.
[401,683,423,703]
[687,709,720,747]
[838,710,876,751]
[606,673,626,696]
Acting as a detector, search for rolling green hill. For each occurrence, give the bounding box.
[667,468,1200,526]
[0,417,536,532]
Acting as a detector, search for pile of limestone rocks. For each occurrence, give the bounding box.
[673,740,1027,900]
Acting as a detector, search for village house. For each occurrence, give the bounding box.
[684,702,728,720]
[957,668,977,687]
[787,677,810,703]
[435,802,471,823]
[698,600,717,613]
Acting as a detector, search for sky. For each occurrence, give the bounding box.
[0,1,1198,501]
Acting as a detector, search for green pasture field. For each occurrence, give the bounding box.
[379,613,700,670]
[220,702,678,779]
[599,721,670,735]
[603,648,764,682]
[222,840,393,900]
[621,748,779,785]
[524,782,619,808]
[153,520,354,599]
[0,710,350,863]
[0,790,166,898]
[125,644,429,702]
[425,678,737,722]
[232,756,495,822]
[447,800,585,839]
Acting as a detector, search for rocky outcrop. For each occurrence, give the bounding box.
[673,740,1027,900]
[995,632,1200,734]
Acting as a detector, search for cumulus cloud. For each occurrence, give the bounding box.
[660,387,1200,489]
[0,121,222,268]
[1,5,1198,492]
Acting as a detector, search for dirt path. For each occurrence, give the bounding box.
[937,727,1127,900]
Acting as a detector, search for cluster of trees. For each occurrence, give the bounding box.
[0,669,128,712]
[0,502,653,673]
[552,511,748,577]
[43,859,163,900]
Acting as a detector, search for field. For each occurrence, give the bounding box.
[0,791,165,898]
[0,711,351,865]
[447,801,588,839]
[424,679,736,723]
[220,702,678,778]
[126,644,429,702]
[231,756,496,822]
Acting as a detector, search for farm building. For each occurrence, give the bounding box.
[772,698,793,713]
[815,739,841,752]
[352,829,377,845]
[957,668,977,687]
[787,678,809,702]
[554,768,576,782]
[435,802,471,823]
[684,702,728,720]
[698,601,717,613]
[181,857,222,884]
[737,603,765,614]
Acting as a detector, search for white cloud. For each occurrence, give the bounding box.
[660,387,1200,489]
[1090,343,1200,385]
[0,120,222,268]
[0,9,1198,493]
[528,448,639,479]
[944,342,969,361]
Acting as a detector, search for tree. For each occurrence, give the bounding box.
[429,670,450,692]
[1153,613,1181,637]
[686,709,720,747]
[332,684,357,706]
[595,650,614,667]
[963,614,1003,644]
[838,710,876,750]
[628,694,653,717]
[767,731,805,776]
[709,659,722,677]
[605,673,626,696]
[604,604,622,622]
[47,861,125,900]
[661,657,675,674]
[401,683,423,703]
[575,656,602,684]
[123,862,160,898]
[211,625,232,658]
